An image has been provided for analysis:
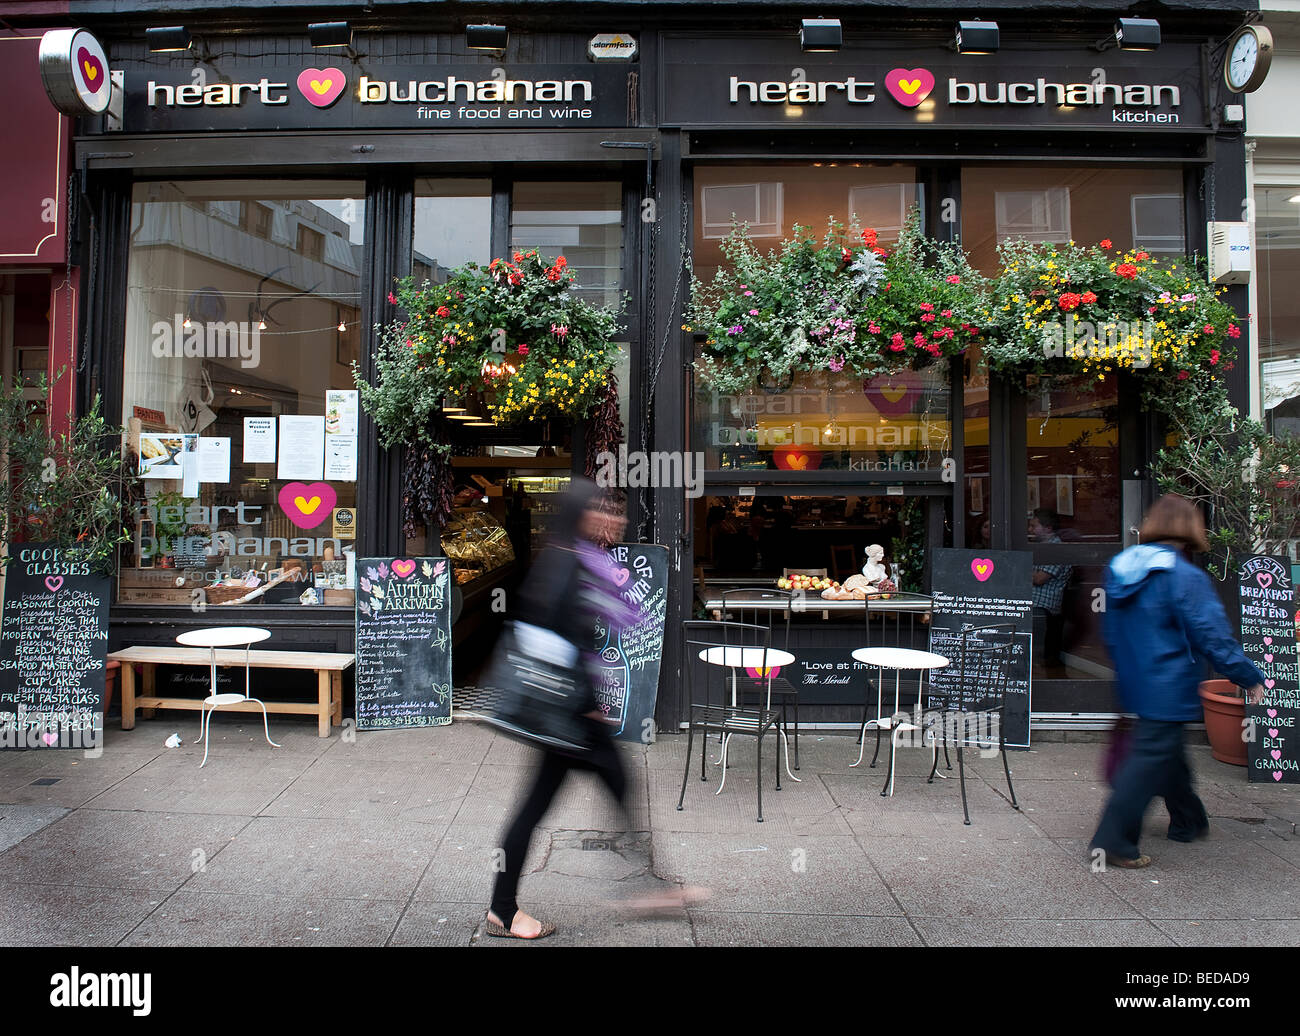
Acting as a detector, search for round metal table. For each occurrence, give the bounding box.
[850,646,950,796]
[176,626,277,767]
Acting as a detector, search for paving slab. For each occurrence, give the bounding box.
[455,763,645,832]
[1150,918,1300,946]
[388,900,485,947]
[470,901,695,947]
[0,753,157,808]
[84,752,310,815]
[0,809,249,891]
[0,804,68,853]
[411,822,551,904]
[258,757,475,824]
[912,917,1176,947]
[0,881,167,946]
[690,910,922,947]
[346,723,496,764]
[120,890,403,947]
[651,767,853,835]
[182,816,439,901]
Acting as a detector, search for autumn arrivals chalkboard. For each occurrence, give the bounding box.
[593,543,668,744]
[1237,555,1299,785]
[0,543,110,751]
[355,557,453,730]
[926,548,1033,749]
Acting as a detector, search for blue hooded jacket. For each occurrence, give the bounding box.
[1103,544,1266,721]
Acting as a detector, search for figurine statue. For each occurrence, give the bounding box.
[860,543,888,586]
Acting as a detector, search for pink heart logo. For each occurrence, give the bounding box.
[1265,636,1274,646]
[44,576,63,593]
[971,558,994,582]
[746,665,781,680]
[1269,728,1280,738]
[297,68,347,108]
[1257,572,1274,590]
[613,568,630,587]
[1268,708,1278,718]
[1272,749,1283,761]
[77,48,105,90]
[277,482,337,529]
[41,731,58,747]
[884,67,936,108]
[391,560,417,579]
[1265,653,1274,663]
[1274,771,1284,781]
[1266,679,1276,689]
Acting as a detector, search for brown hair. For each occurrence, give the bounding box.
[1139,494,1209,553]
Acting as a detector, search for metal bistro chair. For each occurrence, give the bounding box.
[925,623,1021,825]
[720,588,801,771]
[854,592,940,769]
[677,620,784,823]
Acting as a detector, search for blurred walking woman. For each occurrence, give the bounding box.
[485,479,638,939]
[1090,494,1265,868]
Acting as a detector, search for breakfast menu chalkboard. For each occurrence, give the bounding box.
[355,557,453,730]
[926,548,1033,749]
[1237,555,1299,785]
[0,544,110,751]
[594,543,668,743]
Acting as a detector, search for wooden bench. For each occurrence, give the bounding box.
[106,647,355,738]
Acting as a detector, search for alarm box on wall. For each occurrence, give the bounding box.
[1208,221,1252,284]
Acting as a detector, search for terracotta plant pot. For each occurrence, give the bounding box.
[1199,678,1247,766]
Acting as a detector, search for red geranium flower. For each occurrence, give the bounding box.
[387,292,397,305]
[517,344,529,356]
[1177,370,1189,380]
[1203,324,1215,335]
[1058,293,1082,311]
[889,332,905,351]
[1135,251,1150,261]
[921,313,936,323]
[555,256,568,269]
[1081,291,1097,304]
[919,303,934,312]
[841,247,853,264]
[862,228,878,247]
[1209,349,1220,365]
[1100,239,1113,250]
[1227,324,1242,338]
[946,275,961,285]
[1116,263,1138,280]
[512,251,525,263]
[435,305,450,318]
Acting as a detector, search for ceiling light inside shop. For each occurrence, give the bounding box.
[800,18,843,53]
[146,26,192,52]
[954,21,1000,55]
[466,24,509,52]
[308,21,353,48]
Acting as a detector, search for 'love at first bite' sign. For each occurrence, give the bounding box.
[355,557,452,730]
[593,543,668,743]
[0,544,110,750]
[1237,556,1299,784]
[927,548,1033,749]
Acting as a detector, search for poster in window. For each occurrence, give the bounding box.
[1055,475,1074,516]
[278,416,325,481]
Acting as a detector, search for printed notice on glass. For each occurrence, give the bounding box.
[197,437,231,484]
[325,390,359,438]
[243,417,276,463]
[180,434,200,497]
[277,416,325,481]
[324,436,357,481]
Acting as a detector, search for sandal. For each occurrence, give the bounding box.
[1105,853,1152,869]
[485,912,556,940]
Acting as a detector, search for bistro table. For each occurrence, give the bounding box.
[697,645,801,790]
[176,626,277,767]
[850,646,950,797]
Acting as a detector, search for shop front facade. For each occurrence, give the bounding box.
[63,2,1255,731]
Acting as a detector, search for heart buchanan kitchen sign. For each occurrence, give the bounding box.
[1237,556,1299,784]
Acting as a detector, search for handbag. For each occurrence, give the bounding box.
[482,619,594,756]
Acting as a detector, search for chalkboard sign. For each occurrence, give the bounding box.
[355,557,453,730]
[926,548,1033,749]
[1238,555,1299,785]
[0,543,110,751]
[593,543,668,743]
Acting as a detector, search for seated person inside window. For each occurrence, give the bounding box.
[261,557,316,604]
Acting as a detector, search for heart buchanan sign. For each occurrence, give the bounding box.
[1237,556,1299,784]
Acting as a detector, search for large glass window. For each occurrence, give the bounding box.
[120,181,365,608]
[1257,184,1300,434]
[413,178,492,283]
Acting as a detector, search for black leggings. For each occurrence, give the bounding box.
[490,732,627,925]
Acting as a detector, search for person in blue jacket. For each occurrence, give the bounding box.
[1090,494,1266,868]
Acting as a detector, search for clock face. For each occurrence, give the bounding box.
[1228,31,1258,90]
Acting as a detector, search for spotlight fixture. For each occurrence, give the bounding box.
[954,20,1000,54]
[800,18,842,52]
[338,318,347,332]
[465,24,509,52]
[308,21,353,48]
[146,26,192,52]
[257,316,267,331]
[1099,18,1161,52]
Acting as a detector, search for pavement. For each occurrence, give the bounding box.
[1,714,1298,948]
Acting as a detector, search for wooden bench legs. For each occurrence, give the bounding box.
[121,661,136,730]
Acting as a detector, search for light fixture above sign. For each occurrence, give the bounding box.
[588,33,637,62]
[466,24,509,52]
[800,19,843,53]
[39,28,113,115]
[954,21,1000,54]
[309,22,353,48]
[145,26,192,52]
[1108,18,1161,52]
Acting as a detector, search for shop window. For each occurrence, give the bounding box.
[994,187,1071,243]
[701,182,784,239]
[847,183,912,238]
[963,166,1185,273]
[120,180,366,609]
[1130,193,1185,255]
[963,344,991,548]
[413,179,492,284]
[1257,185,1300,435]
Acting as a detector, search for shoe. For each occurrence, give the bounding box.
[1168,825,1210,843]
[1104,852,1152,869]
[484,912,556,940]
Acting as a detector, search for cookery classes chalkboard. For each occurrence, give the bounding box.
[926,548,1033,749]
[355,557,452,730]
[0,544,110,750]
[1237,555,1299,784]
[594,543,668,743]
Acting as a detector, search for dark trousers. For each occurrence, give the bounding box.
[1034,606,1065,667]
[1090,717,1208,859]
[490,730,627,924]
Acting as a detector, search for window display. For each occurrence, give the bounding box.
[119,180,365,607]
